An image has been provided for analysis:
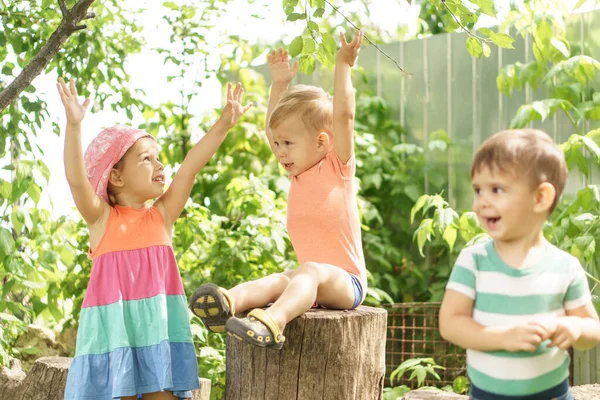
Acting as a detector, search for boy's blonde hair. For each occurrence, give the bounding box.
[269,85,333,134]
[471,129,567,213]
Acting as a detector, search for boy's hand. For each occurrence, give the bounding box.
[267,48,298,87]
[217,82,252,130]
[501,323,549,352]
[546,317,582,350]
[57,77,90,125]
[337,30,363,67]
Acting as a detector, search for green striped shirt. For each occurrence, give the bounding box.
[446,240,591,396]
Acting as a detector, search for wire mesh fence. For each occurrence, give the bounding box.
[384,302,574,389]
[384,302,466,388]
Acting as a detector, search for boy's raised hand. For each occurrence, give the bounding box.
[267,48,298,86]
[337,31,363,67]
[218,82,252,130]
[57,77,90,125]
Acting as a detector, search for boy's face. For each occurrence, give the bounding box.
[271,114,330,177]
[472,165,541,242]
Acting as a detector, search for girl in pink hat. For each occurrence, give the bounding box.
[57,77,251,400]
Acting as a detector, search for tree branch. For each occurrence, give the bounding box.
[0,0,97,113]
[324,0,409,74]
[58,0,68,16]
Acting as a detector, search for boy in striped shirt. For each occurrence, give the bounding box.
[440,129,600,399]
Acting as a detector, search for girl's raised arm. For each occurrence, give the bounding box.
[58,78,109,225]
[155,83,251,228]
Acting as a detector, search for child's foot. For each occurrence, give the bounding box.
[225,308,286,350]
[189,283,235,333]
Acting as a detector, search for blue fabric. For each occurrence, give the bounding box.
[470,378,571,400]
[349,273,363,309]
[64,340,199,399]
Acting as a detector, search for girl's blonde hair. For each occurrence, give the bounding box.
[269,85,333,134]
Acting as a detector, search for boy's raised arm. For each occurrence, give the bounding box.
[155,83,251,228]
[333,31,363,164]
[265,49,298,154]
[58,78,109,225]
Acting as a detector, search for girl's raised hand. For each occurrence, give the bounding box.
[337,31,363,67]
[57,77,90,125]
[218,82,252,130]
[267,48,299,86]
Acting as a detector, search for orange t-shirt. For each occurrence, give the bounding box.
[287,151,367,289]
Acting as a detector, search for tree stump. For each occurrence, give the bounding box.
[225,306,387,400]
[0,357,211,400]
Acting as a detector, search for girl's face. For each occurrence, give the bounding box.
[114,138,165,201]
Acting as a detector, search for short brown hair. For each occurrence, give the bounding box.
[471,129,567,213]
[269,85,333,134]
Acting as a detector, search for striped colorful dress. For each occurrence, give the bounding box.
[65,205,199,399]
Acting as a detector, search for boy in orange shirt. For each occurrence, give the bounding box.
[190,32,366,349]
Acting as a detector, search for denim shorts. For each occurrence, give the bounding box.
[470,379,572,400]
[311,272,363,310]
[349,273,363,309]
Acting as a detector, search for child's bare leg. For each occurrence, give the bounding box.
[142,391,177,400]
[228,272,290,313]
[266,262,356,331]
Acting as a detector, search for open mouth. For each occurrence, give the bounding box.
[283,163,293,170]
[153,175,165,184]
[486,217,501,228]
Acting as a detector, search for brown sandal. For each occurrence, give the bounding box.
[225,308,285,350]
[189,283,235,333]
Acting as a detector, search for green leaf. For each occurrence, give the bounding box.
[551,39,570,58]
[307,20,319,32]
[163,1,178,10]
[482,42,491,58]
[415,219,434,257]
[0,228,15,260]
[313,7,325,18]
[471,0,496,17]
[27,184,41,205]
[489,33,515,49]
[453,376,470,394]
[573,0,589,10]
[434,207,457,234]
[466,37,482,58]
[411,195,429,223]
[286,12,305,22]
[478,28,495,39]
[0,179,11,199]
[321,32,337,55]
[304,37,316,53]
[299,55,316,75]
[443,226,457,252]
[20,347,40,355]
[289,35,304,57]
[416,367,427,387]
[11,206,25,233]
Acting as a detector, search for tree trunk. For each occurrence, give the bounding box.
[0,357,211,400]
[225,306,387,400]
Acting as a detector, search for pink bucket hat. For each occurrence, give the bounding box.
[84,125,155,203]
